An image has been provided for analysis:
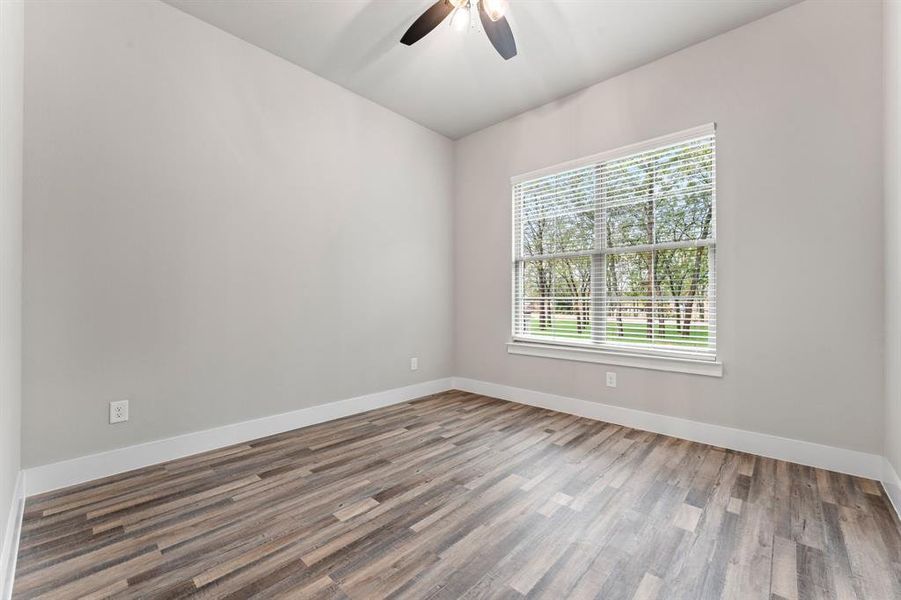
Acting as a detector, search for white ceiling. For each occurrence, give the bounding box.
[165,0,800,139]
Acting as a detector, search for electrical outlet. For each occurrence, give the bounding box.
[606,372,617,388]
[109,400,129,424]
[410,357,419,371]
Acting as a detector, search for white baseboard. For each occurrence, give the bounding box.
[24,378,453,497]
[20,375,892,504]
[451,377,884,480]
[0,471,25,600]
[883,457,901,522]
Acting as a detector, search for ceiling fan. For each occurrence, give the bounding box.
[400,0,517,60]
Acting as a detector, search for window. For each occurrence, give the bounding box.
[511,125,716,367]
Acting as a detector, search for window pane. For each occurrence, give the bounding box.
[606,201,652,248]
[602,158,653,209]
[653,143,714,243]
[519,256,592,341]
[654,191,713,243]
[652,247,714,348]
[604,248,713,349]
[604,252,653,345]
[521,211,595,257]
[519,166,597,222]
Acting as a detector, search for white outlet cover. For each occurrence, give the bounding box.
[606,372,617,388]
[410,357,419,371]
[109,400,129,424]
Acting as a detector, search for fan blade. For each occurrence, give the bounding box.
[401,0,454,46]
[478,2,516,60]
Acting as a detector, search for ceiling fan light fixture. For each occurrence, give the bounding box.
[450,6,471,32]
[400,0,516,60]
[482,0,508,22]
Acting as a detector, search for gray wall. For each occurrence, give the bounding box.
[23,0,454,467]
[886,0,901,480]
[0,0,23,558]
[454,0,885,454]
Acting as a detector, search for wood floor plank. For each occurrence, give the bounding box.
[13,390,901,599]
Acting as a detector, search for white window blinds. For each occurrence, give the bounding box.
[512,125,716,360]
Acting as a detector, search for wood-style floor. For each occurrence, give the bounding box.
[13,391,901,599]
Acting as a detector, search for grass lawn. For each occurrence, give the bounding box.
[526,316,709,347]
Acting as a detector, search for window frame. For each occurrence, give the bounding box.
[509,124,722,377]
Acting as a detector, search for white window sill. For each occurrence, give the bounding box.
[506,341,723,377]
